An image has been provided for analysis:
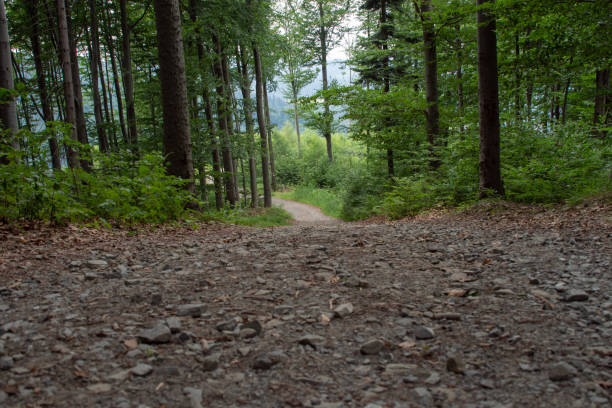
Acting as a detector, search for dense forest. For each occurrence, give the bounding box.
[0,0,610,224]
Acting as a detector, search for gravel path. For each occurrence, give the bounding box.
[272,197,341,225]
[0,204,611,407]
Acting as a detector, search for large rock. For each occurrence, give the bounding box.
[548,362,577,381]
[138,324,171,344]
[360,339,385,355]
[333,303,354,318]
[252,351,287,370]
[177,304,206,317]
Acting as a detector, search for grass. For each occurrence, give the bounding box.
[223,207,293,227]
[274,186,343,219]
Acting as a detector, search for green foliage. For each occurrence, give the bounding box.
[0,129,193,224]
[222,207,293,227]
[275,186,343,219]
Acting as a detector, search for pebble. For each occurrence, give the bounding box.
[166,317,182,333]
[0,390,6,403]
[333,303,354,318]
[216,320,237,332]
[177,303,206,317]
[138,324,171,344]
[131,363,153,377]
[563,290,589,302]
[414,326,435,340]
[240,328,257,339]
[108,369,131,382]
[360,339,384,355]
[412,387,433,407]
[549,362,577,381]
[424,372,441,385]
[299,334,326,349]
[0,356,14,370]
[87,383,112,393]
[446,353,466,374]
[150,294,162,306]
[252,351,287,370]
[184,387,203,408]
[202,355,219,371]
[87,260,108,268]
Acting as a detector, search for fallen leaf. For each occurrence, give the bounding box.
[446,288,467,297]
[320,314,330,325]
[398,340,416,349]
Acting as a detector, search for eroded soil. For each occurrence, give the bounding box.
[0,202,611,408]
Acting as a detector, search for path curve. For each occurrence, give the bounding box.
[272,197,341,225]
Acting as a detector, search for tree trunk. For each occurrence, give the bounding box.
[55,0,79,168]
[120,0,138,153]
[238,45,258,207]
[514,31,520,121]
[66,0,90,170]
[455,24,464,134]
[0,0,18,164]
[381,0,393,176]
[204,86,224,210]
[594,67,610,137]
[100,47,117,150]
[87,1,109,153]
[28,0,60,169]
[477,0,504,197]
[212,35,237,206]
[153,0,195,192]
[291,79,302,156]
[318,0,333,162]
[263,80,277,191]
[421,0,439,168]
[253,43,272,207]
[222,54,240,201]
[103,5,128,145]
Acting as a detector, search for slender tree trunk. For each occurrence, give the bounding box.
[291,79,302,156]
[381,0,394,176]
[514,31,521,121]
[240,157,247,207]
[594,67,610,138]
[55,0,79,168]
[561,56,573,124]
[120,0,138,153]
[103,5,128,145]
[204,86,223,210]
[318,1,333,162]
[238,45,258,207]
[456,24,464,134]
[212,35,237,206]
[87,1,109,153]
[153,0,195,193]
[553,83,561,121]
[263,80,277,191]
[100,48,117,150]
[421,0,439,168]
[222,54,240,201]
[253,43,272,207]
[477,0,504,197]
[28,0,60,168]
[0,0,18,164]
[66,0,90,170]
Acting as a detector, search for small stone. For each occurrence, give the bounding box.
[333,303,354,318]
[87,383,112,393]
[479,379,495,389]
[138,324,171,344]
[87,260,108,268]
[434,313,461,321]
[424,372,440,385]
[202,355,219,372]
[382,363,415,376]
[177,303,206,317]
[414,326,435,340]
[360,339,384,355]
[0,356,14,370]
[184,387,203,408]
[241,320,262,336]
[150,294,162,306]
[238,347,251,357]
[166,317,182,333]
[298,334,326,349]
[252,351,287,370]
[131,363,153,377]
[225,372,245,383]
[549,362,577,381]
[216,320,237,332]
[0,390,6,404]
[240,328,257,339]
[412,387,433,407]
[108,369,131,382]
[563,290,589,302]
[446,353,466,374]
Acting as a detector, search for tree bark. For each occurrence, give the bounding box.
[222,54,240,201]
[594,67,610,137]
[153,0,195,192]
[291,79,302,156]
[212,34,237,206]
[318,0,333,162]
[477,0,504,197]
[0,0,18,164]
[381,0,393,176]
[28,0,61,168]
[204,86,224,210]
[65,0,90,170]
[238,45,258,207]
[55,0,79,168]
[120,0,139,153]
[421,0,439,168]
[253,43,272,207]
[455,24,464,134]
[263,80,277,191]
[87,1,109,153]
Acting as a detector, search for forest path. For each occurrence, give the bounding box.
[0,203,611,408]
[272,197,341,224]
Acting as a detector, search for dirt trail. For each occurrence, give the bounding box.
[272,197,341,225]
[0,204,611,408]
